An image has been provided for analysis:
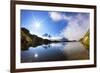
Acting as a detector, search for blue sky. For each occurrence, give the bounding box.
[21,10,89,40]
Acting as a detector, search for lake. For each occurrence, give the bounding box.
[21,42,89,63]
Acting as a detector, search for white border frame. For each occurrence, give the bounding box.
[15,4,94,69]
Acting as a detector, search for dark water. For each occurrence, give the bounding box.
[21,42,89,63]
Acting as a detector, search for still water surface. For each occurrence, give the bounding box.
[21,42,89,63]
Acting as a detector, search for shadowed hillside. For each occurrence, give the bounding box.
[21,28,51,50]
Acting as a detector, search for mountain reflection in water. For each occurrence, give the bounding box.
[21,42,89,63]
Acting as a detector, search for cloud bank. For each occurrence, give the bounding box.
[49,12,89,40]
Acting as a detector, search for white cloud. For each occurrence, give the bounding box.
[49,12,72,21]
[49,12,64,21]
[61,13,89,40]
[49,12,89,40]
